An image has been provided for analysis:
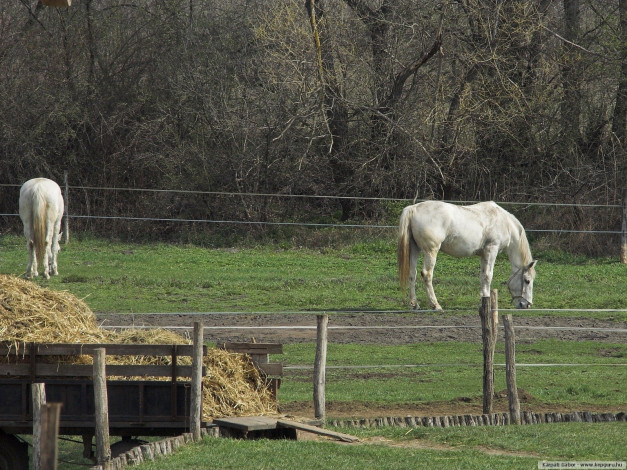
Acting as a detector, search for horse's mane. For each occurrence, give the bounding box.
[518,228,533,265]
[502,207,533,265]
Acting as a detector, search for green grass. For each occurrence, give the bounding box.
[47,422,627,469]
[0,235,626,315]
[2,234,624,469]
[48,422,627,470]
[277,341,627,409]
[111,422,625,470]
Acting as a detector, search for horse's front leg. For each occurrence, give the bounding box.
[480,247,499,298]
[421,250,442,310]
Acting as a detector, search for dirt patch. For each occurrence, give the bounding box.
[278,399,624,421]
[95,312,627,345]
[358,436,542,458]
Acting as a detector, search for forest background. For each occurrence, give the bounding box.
[0,0,625,255]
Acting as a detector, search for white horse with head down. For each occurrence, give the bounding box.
[398,201,536,310]
[19,178,64,279]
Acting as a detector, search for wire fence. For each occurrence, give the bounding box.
[99,321,627,371]
[0,182,622,207]
[1,183,625,235]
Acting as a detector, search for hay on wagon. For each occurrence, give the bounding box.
[0,274,276,419]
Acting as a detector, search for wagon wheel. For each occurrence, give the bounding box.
[0,433,29,470]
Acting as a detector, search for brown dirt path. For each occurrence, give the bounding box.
[96,312,627,345]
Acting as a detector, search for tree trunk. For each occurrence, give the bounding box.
[612,0,627,146]
[307,0,352,220]
[561,0,582,148]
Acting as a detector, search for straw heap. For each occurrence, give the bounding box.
[0,274,276,418]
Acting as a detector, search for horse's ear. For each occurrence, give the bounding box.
[527,260,537,270]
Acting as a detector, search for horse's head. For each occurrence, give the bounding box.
[507,260,537,309]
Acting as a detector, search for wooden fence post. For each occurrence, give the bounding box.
[32,383,46,470]
[503,314,521,425]
[314,314,328,421]
[190,321,204,441]
[63,170,69,245]
[93,348,111,466]
[479,294,496,414]
[40,403,62,470]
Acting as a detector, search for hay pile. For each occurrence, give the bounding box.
[0,275,276,418]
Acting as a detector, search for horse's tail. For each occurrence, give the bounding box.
[31,189,48,266]
[397,206,413,288]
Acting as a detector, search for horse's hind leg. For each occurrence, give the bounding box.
[25,239,37,278]
[421,250,442,311]
[49,219,62,276]
[408,238,420,310]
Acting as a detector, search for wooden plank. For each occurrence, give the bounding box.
[0,343,205,357]
[213,416,278,432]
[276,419,359,443]
[255,363,283,377]
[220,343,283,355]
[0,364,203,378]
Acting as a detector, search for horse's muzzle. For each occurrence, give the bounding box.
[515,299,531,309]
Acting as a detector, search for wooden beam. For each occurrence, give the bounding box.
[220,343,283,355]
[0,342,205,357]
[277,419,359,443]
[0,363,204,378]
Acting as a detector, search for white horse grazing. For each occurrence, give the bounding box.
[19,178,65,279]
[398,201,536,310]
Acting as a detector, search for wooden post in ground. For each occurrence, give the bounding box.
[32,383,46,470]
[314,314,328,421]
[503,314,521,424]
[479,293,496,414]
[63,170,69,245]
[190,321,204,441]
[40,403,62,470]
[93,348,111,466]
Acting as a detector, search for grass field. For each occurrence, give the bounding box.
[1,234,625,469]
[0,234,626,314]
[279,341,627,410]
[48,422,626,470]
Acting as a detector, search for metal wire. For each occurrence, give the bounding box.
[0,213,622,234]
[0,183,621,208]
